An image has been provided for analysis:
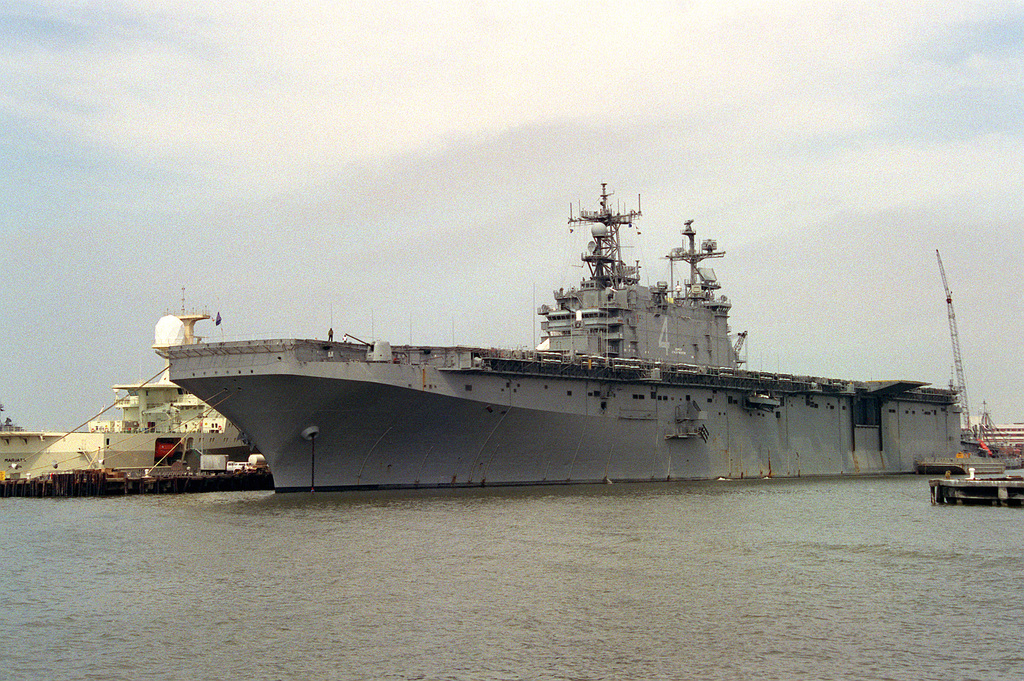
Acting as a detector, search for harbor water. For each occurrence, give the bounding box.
[3,474,1023,680]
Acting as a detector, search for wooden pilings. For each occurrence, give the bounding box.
[0,469,274,498]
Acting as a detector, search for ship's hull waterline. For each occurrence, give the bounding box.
[169,341,959,493]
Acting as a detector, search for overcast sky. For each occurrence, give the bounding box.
[2,1,1022,430]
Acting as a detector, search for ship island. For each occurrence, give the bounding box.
[163,185,960,492]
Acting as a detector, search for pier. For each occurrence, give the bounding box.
[915,457,1005,475]
[0,469,273,498]
[930,476,1024,507]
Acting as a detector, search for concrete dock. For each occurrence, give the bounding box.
[0,468,273,498]
[930,476,1024,507]
[915,457,1006,475]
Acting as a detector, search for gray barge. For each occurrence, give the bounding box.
[164,185,959,492]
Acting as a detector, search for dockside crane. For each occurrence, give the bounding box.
[936,249,971,431]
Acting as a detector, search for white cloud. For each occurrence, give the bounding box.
[9,1,1008,192]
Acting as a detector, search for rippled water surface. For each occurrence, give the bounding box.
[3,475,1023,680]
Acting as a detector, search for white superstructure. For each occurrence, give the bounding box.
[1,312,250,480]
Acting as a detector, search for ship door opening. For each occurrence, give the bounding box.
[853,397,880,426]
[852,397,882,451]
[155,438,184,465]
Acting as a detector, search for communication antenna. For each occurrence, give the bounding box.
[666,219,725,300]
[568,183,642,288]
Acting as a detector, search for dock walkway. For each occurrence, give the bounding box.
[1,469,273,498]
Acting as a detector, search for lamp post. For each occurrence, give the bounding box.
[302,426,320,492]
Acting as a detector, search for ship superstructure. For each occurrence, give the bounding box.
[539,183,735,366]
[163,186,959,492]
[1,312,250,480]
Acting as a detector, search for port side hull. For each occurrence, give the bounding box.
[173,364,959,492]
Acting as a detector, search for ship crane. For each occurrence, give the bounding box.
[733,331,747,364]
[936,249,970,431]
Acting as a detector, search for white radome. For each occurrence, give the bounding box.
[154,315,186,347]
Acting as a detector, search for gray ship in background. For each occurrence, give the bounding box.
[164,185,959,492]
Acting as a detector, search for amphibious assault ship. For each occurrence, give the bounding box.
[164,186,959,492]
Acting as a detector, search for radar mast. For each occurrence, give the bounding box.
[667,219,725,300]
[569,183,641,288]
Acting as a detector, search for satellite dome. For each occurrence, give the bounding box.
[154,315,186,347]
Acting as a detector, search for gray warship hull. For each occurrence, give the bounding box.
[167,340,959,492]
[165,186,960,491]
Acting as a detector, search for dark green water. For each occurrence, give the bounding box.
[3,475,1022,680]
